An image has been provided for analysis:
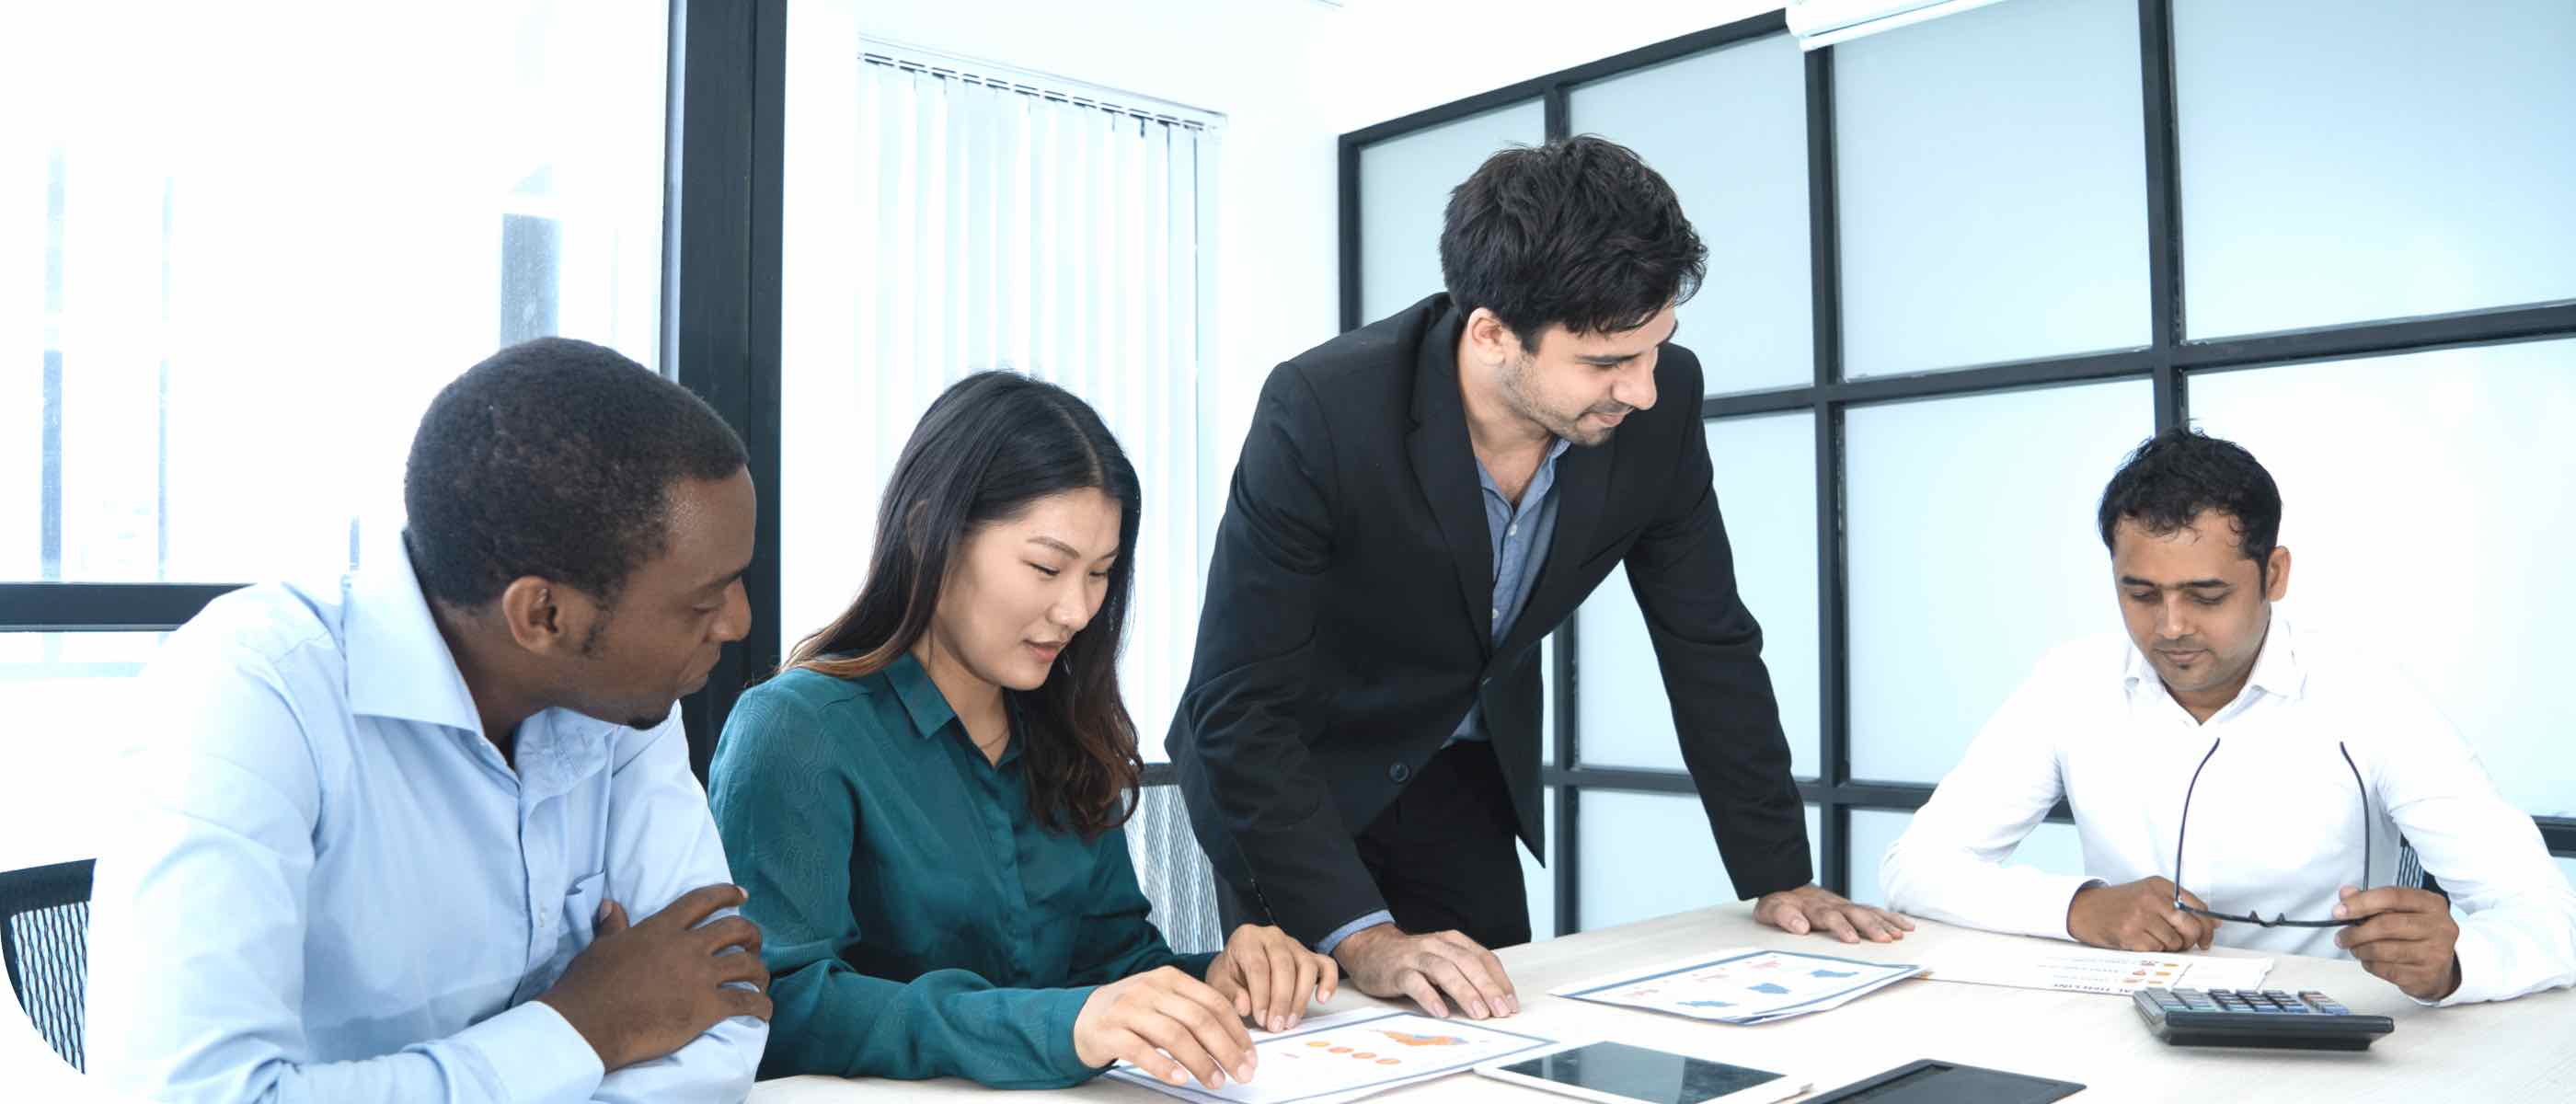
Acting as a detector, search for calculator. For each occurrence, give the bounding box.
[2131,988,2394,1051]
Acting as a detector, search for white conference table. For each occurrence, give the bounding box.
[748,903,2576,1101]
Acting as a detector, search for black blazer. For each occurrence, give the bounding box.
[1167,294,1811,944]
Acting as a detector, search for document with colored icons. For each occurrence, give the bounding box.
[1553,949,1923,1026]
[1103,1008,1554,1104]
[1920,946,2272,997]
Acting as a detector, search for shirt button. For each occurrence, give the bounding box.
[1508,523,1518,536]
[1389,763,1411,784]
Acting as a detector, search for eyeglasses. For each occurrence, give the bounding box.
[2170,737,2369,928]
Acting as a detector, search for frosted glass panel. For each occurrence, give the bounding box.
[1357,101,1545,324]
[2191,341,2576,817]
[1847,381,2153,783]
[1524,788,1558,942]
[2175,0,2576,338]
[1835,0,2149,377]
[1568,35,1812,395]
[1540,636,1555,765]
[1849,809,2086,909]
[1580,793,1821,930]
[1578,416,1817,778]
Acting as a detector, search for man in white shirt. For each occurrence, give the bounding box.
[1880,429,2576,1005]
[87,339,772,1101]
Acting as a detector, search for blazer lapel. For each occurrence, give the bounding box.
[1408,305,1496,651]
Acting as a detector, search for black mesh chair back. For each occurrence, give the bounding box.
[2396,837,2445,898]
[1,858,93,1073]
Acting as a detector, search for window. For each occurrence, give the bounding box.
[1834,0,2149,377]
[3,0,673,867]
[6,1,669,586]
[2173,0,2576,338]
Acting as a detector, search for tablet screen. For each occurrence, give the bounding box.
[1496,1041,1787,1104]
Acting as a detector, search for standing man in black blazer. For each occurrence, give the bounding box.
[1169,136,1908,1028]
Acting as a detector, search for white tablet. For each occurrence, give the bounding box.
[1475,1041,1809,1104]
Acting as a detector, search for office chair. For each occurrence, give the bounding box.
[1,857,93,1073]
[1127,787,1225,954]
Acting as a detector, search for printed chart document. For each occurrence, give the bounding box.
[1103,1008,1554,1104]
[1921,946,2272,996]
[1551,949,1921,1026]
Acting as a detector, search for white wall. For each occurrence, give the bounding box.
[1322,0,1788,133]
[810,0,1786,493]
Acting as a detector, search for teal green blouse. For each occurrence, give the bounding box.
[707,656,1217,1087]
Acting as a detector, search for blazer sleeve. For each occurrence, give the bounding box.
[1620,352,1814,900]
[1167,364,1391,946]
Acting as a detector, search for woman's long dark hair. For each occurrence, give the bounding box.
[788,372,1144,838]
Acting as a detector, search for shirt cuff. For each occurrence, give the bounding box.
[2041,877,2108,942]
[1317,910,1394,956]
[446,1000,605,1104]
[1177,950,1224,981]
[1039,984,1107,1079]
[2431,925,2500,1006]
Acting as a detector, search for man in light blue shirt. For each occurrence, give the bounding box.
[86,339,772,1102]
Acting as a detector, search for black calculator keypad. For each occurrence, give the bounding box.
[2132,987,2393,1051]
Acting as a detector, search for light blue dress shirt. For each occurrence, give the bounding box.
[1318,437,1570,955]
[1443,436,1571,745]
[85,550,765,1103]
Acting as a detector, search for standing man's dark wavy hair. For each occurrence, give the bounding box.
[2098,428,2283,584]
[787,372,1144,838]
[1437,133,1708,350]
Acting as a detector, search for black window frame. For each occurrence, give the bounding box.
[1336,2,2576,936]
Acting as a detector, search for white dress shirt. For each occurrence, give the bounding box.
[86,551,766,1101]
[1881,614,2576,1006]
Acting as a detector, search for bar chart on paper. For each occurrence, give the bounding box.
[1104,1009,1554,1104]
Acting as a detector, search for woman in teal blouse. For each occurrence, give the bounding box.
[709,373,1336,1092]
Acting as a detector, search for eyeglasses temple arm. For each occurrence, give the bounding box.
[2340,742,2370,893]
[2174,737,2224,909]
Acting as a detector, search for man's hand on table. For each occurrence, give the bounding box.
[1330,923,1520,1020]
[1755,884,1915,944]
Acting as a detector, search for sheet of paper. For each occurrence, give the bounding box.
[1550,948,1922,1026]
[1101,1008,1554,1104]
[1921,947,2273,996]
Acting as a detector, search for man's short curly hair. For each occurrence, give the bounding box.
[403,338,748,610]
[2097,428,2282,583]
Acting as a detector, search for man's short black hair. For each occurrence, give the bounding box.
[2098,428,2283,581]
[403,337,748,610]
[1437,133,1708,351]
